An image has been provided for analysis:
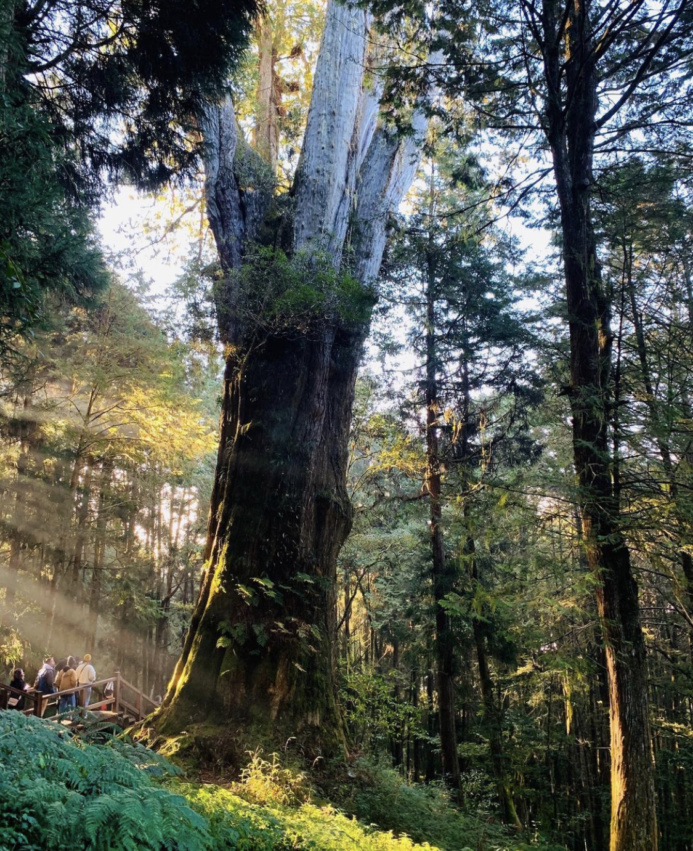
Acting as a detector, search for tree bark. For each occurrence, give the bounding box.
[424,235,460,789]
[159,326,358,750]
[3,392,35,616]
[538,1,658,847]
[158,0,432,755]
[467,534,522,828]
[87,458,112,651]
[253,15,279,171]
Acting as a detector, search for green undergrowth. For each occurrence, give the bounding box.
[0,713,558,851]
[329,760,563,851]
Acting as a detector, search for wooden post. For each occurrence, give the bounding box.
[136,689,142,720]
[114,671,121,715]
[34,691,42,718]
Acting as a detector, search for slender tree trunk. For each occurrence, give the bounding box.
[87,459,112,651]
[539,3,658,847]
[71,460,93,590]
[0,0,17,92]
[625,256,693,629]
[253,15,279,171]
[4,392,34,616]
[424,238,460,788]
[426,665,437,781]
[412,668,421,782]
[467,533,522,828]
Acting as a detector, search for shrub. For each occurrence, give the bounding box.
[184,783,440,851]
[0,712,209,851]
[333,759,563,851]
[0,713,559,851]
[232,750,312,807]
[217,246,374,339]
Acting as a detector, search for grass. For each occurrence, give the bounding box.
[178,750,561,851]
[0,712,560,851]
[184,783,443,851]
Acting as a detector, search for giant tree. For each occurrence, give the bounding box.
[157,2,434,753]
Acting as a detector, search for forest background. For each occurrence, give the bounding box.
[0,2,692,851]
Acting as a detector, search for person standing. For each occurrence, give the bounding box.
[75,654,96,708]
[34,656,57,717]
[34,657,56,693]
[7,669,29,710]
[55,662,78,713]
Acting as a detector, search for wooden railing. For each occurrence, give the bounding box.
[0,670,158,724]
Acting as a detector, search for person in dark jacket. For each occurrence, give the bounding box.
[34,657,56,717]
[34,657,56,694]
[7,669,29,710]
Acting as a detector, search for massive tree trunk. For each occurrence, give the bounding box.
[158,1,430,755]
[539,1,657,847]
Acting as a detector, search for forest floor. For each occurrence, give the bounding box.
[176,755,560,851]
[143,722,562,851]
[0,711,560,851]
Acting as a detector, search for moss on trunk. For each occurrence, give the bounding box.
[156,314,364,759]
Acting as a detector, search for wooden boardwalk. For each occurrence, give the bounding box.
[0,671,158,726]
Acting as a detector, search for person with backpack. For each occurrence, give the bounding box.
[55,658,78,713]
[34,657,55,691]
[75,654,96,708]
[34,657,56,717]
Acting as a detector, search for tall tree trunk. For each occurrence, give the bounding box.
[424,236,460,788]
[625,253,693,630]
[253,15,279,171]
[4,392,35,616]
[159,326,359,750]
[426,665,437,781]
[540,1,657,847]
[87,459,112,651]
[158,1,430,751]
[158,0,430,754]
[71,460,93,590]
[467,534,522,827]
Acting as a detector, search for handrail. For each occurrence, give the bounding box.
[0,683,36,697]
[0,676,114,699]
[1,670,155,723]
[50,696,116,720]
[120,698,146,719]
[117,676,158,711]
[40,677,116,700]
[0,682,39,713]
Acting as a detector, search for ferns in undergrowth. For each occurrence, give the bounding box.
[0,712,209,851]
[0,713,537,851]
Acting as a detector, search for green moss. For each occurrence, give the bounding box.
[217,246,375,339]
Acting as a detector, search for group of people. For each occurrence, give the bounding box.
[8,654,97,714]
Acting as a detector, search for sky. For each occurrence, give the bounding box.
[99,189,190,297]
